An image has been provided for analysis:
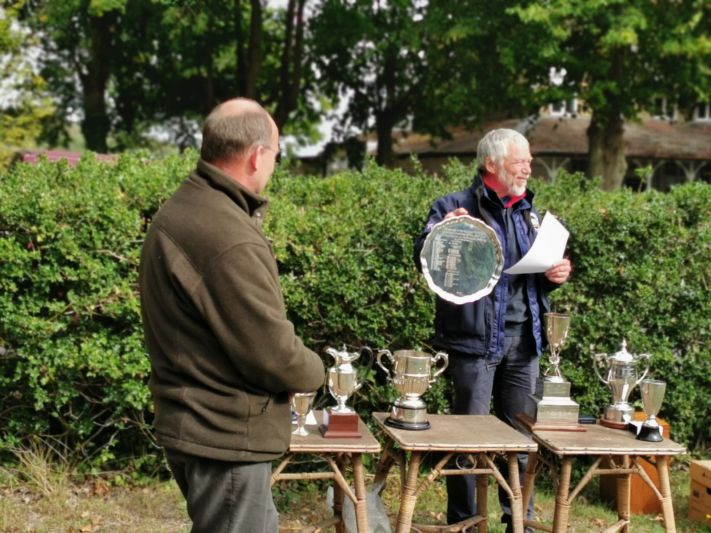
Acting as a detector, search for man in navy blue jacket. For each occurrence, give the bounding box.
[414,128,571,531]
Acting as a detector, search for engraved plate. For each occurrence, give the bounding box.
[420,215,504,304]
[535,379,572,399]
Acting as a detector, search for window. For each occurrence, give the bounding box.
[693,103,711,121]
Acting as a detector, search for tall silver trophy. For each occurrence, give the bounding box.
[636,379,666,442]
[593,339,650,429]
[320,345,372,438]
[376,349,448,430]
[523,313,583,431]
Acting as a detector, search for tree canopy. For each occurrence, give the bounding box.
[2,0,709,188]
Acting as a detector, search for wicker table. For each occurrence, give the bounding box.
[373,412,537,533]
[520,423,686,533]
[271,411,381,533]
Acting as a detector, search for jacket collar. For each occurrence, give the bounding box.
[471,171,534,211]
[196,159,269,219]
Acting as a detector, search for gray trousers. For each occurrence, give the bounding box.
[166,449,278,533]
[445,335,538,527]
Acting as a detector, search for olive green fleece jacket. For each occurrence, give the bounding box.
[139,159,325,462]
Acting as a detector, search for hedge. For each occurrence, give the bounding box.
[0,152,708,472]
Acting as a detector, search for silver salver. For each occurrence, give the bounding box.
[420,215,504,304]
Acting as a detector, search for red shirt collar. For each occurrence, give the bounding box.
[483,171,526,208]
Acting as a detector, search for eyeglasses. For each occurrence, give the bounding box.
[261,145,282,163]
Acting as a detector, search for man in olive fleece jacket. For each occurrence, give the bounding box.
[139,98,324,532]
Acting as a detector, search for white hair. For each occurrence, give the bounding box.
[476,129,529,171]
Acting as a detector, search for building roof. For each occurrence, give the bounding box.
[393,116,711,161]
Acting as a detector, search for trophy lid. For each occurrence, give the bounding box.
[420,215,504,305]
[609,339,635,363]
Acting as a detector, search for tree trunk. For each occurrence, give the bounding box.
[80,13,114,152]
[375,110,396,167]
[244,0,263,99]
[235,0,246,95]
[274,0,305,129]
[587,108,627,191]
[374,46,401,167]
[235,0,262,98]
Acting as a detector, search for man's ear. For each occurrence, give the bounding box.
[247,146,260,172]
[484,157,497,174]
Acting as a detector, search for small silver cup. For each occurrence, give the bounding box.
[637,379,666,442]
[291,392,316,436]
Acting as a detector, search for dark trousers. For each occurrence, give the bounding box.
[166,449,278,533]
[445,335,538,526]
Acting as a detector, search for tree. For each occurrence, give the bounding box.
[16,0,320,152]
[310,0,434,167]
[18,0,126,152]
[0,2,56,166]
[309,0,544,168]
[508,0,711,190]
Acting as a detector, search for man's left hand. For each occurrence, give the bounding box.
[545,258,572,284]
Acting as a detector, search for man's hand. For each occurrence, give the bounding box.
[443,207,469,220]
[545,258,572,284]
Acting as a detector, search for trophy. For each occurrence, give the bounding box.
[419,215,504,304]
[593,339,650,429]
[523,313,583,431]
[319,345,372,438]
[636,379,666,442]
[376,349,449,430]
[291,392,317,436]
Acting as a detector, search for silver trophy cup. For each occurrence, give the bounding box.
[544,313,570,382]
[525,312,581,430]
[376,349,448,430]
[326,345,372,413]
[637,379,666,442]
[593,339,650,429]
[321,345,372,438]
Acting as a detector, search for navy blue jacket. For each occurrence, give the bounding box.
[414,173,559,361]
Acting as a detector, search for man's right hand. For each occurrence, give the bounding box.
[443,207,469,220]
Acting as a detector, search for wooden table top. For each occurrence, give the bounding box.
[373,412,537,453]
[288,411,381,453]
[531,423,686,456]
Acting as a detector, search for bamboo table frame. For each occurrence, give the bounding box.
[373,412,537,533]
[521,423,686,533]
[271,411,381,533]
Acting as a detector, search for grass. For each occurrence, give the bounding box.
[0,450,710,532]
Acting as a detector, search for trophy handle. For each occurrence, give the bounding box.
[352,346,373,394]
[376,349,393,380]
[358,345,374,370]
[592,352,610,385]
[635,353,651,386]
[325,346,339,363]
[429,351,449,383]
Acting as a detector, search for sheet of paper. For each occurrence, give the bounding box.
[504,212,569,274]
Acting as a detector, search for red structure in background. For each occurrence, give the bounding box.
[12,149,116,166]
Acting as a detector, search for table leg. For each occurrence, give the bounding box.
[508,453,524,533]
[616,455,631,533]
[334,455,346,533]
[395,451,422,533]
[553,456,572,533]
[656,456,677,533]
[374,439,396,490]
[522,451,538,523]
[476,467,488,533]
[351,453,369,533]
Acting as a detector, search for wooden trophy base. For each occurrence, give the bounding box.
[319,408,361,438]
[599,417,629,430]
[517,413,587,432]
